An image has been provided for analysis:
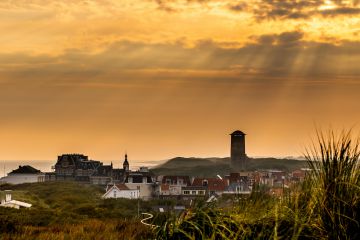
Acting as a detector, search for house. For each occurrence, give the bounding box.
[225,172,252,194]
[181,186,207,198]
[291,168,311,182]
[51,153,129,185]
[161,176,191,186]
[191,177,228,196]
[257,170,287,188]
[0,191,32,209]
[0,165,45,184]
[156,175,191,196]
[102,184,140,199]
[124,167,155,200]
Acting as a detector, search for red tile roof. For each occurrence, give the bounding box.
[116,184,129,190]
[192,178,228,191]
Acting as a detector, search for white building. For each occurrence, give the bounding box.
[0,165,45,185]
[124,167,155,200]
[102,184,140,199]
[0,191,32,209]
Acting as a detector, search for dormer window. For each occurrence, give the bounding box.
[202,180,208,186]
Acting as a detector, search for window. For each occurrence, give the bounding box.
[183,190,190,195]
[114,190,117,198]
[192,191,196,195]
[202,180,208,186]
[198,191,205,195]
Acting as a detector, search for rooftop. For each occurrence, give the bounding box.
[231,130,246,135]
[9,165,41,174]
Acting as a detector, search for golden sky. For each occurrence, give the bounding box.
[0,0,360,162]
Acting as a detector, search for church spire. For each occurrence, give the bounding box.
[123,153,129,172]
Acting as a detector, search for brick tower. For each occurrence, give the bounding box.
[230,130,247,170]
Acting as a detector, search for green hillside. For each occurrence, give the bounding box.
[0,182,155,239]
[151,157,307,177]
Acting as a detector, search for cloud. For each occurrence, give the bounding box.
[320,7,360,16]
[227,0,360,20]
[228,2,248,12]
[1,31,360,85]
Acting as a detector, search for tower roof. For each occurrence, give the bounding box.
[123,154,129,166]
[231,130,246,135]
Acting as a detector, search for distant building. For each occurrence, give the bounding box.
[291,168,311,182]
[225,172,252,194]
[192,177,228,196]
[0,165,45,184]
[156,175,191,197]
[124,167,156,200]
[181,186,206,198]
[102,183,139,199]
[50,153,128,185]
[230,130,248,170]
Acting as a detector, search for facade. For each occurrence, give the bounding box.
[0,165,45,184]
[124,167,155,200]
[230,130,248,170]
[102,184,139,199]
[182,186,206,196]
[192,177,228,196]
[225,172,252,194]
[52,154,128,185]
[157,176,191,196]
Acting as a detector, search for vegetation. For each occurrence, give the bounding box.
[1,130,358,239]
[0,182,156,239]
[155,130,360,239]
[152,157,306,177]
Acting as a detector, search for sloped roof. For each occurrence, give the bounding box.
[105,183,130,193]
[10,165,41,174]
[192,178,228,191]
[115,184,130,190]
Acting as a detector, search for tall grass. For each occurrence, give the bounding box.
[155,129,360,239]
[305,130,360,240]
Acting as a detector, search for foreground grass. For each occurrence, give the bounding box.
[0,182,158,239]
[155,130,360,240]
[0,218,153,240]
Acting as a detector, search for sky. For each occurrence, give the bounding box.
[0,0,360,163]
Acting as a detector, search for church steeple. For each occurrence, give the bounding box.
[123,153,129,172]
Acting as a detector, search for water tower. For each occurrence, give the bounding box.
[230,130,247,170]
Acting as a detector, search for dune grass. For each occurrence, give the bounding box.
[155,130,360,240]
[305,130,360,240]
